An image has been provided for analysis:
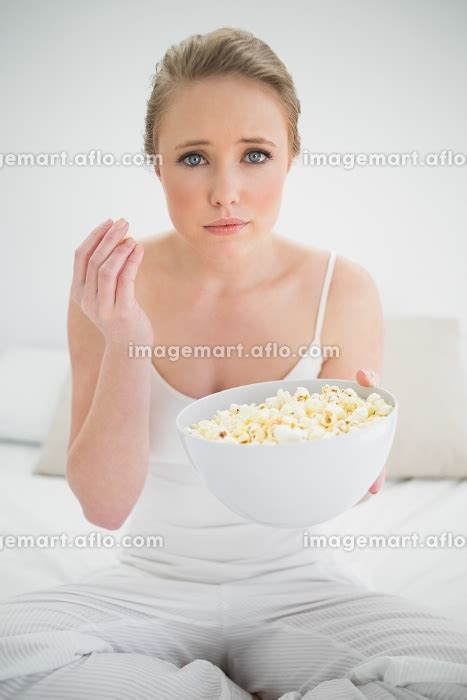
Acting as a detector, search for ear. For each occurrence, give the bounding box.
[154,163,167,195]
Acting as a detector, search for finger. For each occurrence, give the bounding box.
[97,238,137,315]
[72,219,114,290]
[84,218,129,302]
[356,369,380,387]
[369,466,386,494]
[115,243,145,310]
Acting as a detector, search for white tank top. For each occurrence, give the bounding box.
[119,250,368,587]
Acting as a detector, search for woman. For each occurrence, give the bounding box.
[1,27,467,700]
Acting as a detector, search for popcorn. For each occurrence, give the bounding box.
[272,424,305,442]
[184,385,394,444]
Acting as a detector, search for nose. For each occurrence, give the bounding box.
[209,168,240,208]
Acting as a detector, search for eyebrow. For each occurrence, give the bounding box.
[174,137,277,150]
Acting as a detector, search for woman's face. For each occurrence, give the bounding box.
[154,74,292,256]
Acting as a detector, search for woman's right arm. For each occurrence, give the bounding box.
[66,218,155,530]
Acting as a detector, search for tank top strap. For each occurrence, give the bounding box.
[312,250,337,345]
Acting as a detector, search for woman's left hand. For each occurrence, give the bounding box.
[356,368,386,496]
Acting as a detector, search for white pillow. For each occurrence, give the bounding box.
[383,316,467,479]
[32,316,467,479]
[0,346,69,444]
[33,370,71,476]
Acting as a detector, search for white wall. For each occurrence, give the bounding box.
[1,0,466,367]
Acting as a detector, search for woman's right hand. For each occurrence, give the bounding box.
[70,217,155,347]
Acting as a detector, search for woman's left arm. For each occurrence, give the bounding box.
[317,257,386,502]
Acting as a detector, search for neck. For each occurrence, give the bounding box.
[169,231,282,298]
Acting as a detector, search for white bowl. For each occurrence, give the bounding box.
[175,378,398,528]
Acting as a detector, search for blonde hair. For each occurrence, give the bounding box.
[143,27,301,164]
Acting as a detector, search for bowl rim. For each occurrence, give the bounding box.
[175,377,398,448]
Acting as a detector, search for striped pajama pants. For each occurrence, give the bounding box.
[1,562,467,699]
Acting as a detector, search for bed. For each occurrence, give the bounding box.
[1,442,467,634]
[1,316,467,636]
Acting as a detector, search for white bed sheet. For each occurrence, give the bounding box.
[319,477,467,631]
[0,442,124,598]
[1,442,467,633]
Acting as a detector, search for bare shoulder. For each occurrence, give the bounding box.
[328,252,383,335]
[271,236,378,295]
[280,240,384,371]
[321,251,384,378]
[331,252,380,297]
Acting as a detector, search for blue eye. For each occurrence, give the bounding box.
[245,150,271,164]
[181,153,206,167]
[177,149,273,168]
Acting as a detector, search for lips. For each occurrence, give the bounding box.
[203,218,249,236]
[204,223,248,235]
[204,217,248,227]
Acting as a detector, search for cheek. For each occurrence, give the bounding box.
[164,173,203,215]
[252,169,285,211]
